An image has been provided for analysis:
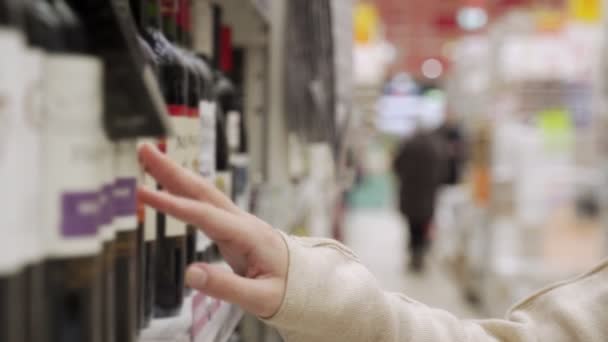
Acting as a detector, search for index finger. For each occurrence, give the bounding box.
[138,186,244,241]
[138,143,239,214]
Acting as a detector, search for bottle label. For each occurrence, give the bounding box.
[199,101,216,179]
[100,160,116,242]
[166,112,187,237]
[113,141,138,232]
[61,192,100,237]
[0,30,29,274]
[0,30,23,159]
[143,173,157,242]
[226,110,241,151]
[20,48,45,265]
[113,178,137,217]
[189,107,202,175]
[42,54,104,258]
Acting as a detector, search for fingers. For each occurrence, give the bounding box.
[138,143,239,214]
[137,186,245,241]
[186,263,283,318]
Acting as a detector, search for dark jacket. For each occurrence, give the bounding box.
[392,130,445,220]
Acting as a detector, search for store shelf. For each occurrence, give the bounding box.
[139,296,194,342]
[139,264,243,342]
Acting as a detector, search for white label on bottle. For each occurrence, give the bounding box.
[166,116,187,237]
[0,29,28,274]
[113,141,138,232]
[20,48,45,265]
[226,110,241,152]
[139,139,158,242]
[192,0,214,57]
[143,171,158,242]
[98,138,116,243]
[42,54,104,258]
[189,114,202,175]
[199,101,216,179]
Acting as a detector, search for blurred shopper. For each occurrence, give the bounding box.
[438,117,465,185]
[392,125,445,272]
[140,143,608,342]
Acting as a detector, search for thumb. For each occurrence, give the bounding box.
[186,263,284,318]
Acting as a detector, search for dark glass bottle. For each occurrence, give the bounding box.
[185,56,199,276]
[39,1,104,340]
[112,141,139,342]
[216,74,249,208]
[146,28,187,318]
[181,0,198,281]
[99,123,117,342]
[64,0,169,139]
[0,2,27,342]
[132,0,159,329]
[213,73,233,201]
[47,2,114,340]
[137,33,159,328]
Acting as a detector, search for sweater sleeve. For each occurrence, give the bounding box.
[263,233,608,342]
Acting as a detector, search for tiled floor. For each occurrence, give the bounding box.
[343,208,479,319]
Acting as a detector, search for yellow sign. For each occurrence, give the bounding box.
[354,3,379,44]
[570,0,601,22]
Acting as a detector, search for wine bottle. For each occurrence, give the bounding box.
[227,107,250,210]
[40,15,104,342]
[112,141,139,342]
[137,33,159,328]
[47,4,114,340]
[141,147,158,323]
[22,0,67,339]
[215,19,244,205]
[190,1,215,259]
[181,0,198,277]
[65,0,170,139]
[98,135,117,342]
[190,57,215,260]
[147,28,187,317]
[0,2,28,342]
[214,74,234,200]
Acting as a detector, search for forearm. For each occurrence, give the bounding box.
[264,233,608,342]
[261,234,483,342]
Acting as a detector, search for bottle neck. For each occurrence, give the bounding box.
[24,0,64,52]
[50,0,88,54]
[0,0,23,30]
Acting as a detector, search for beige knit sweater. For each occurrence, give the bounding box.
[264,234,608,341]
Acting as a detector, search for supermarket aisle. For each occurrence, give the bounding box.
[343,208,479,318]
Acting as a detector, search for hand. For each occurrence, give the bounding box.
[137,143,288,318]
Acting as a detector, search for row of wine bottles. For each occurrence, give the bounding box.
[0,0,249,341]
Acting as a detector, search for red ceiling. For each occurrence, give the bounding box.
[373,0,544,79]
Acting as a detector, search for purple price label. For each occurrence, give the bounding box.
[113,178,136,217]
[61,191,99,237]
